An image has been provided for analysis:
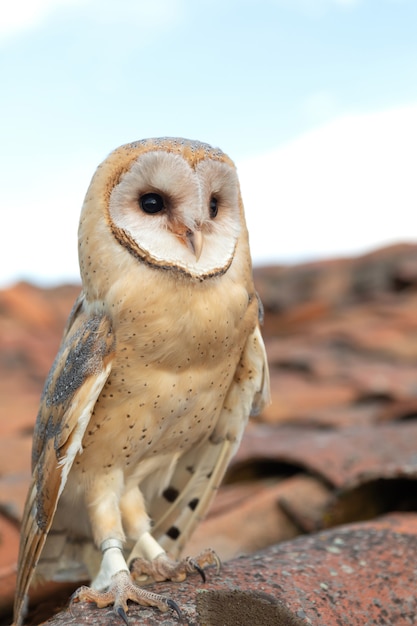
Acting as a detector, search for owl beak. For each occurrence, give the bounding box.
[186,229,204,261]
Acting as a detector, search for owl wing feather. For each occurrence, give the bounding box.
[149,324,270,558]
[14,295,115,625]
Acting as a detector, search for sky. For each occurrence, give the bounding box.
[1,0,417,287]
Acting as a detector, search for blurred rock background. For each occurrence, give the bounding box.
[1,243,417,625]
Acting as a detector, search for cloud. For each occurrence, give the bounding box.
[270,0,360,14]
[301,91,341,125]
[0,0,82,38]
[0,158,90,287]
[238,103,417,265]
[77,0,185,28]
[0,0,185,39]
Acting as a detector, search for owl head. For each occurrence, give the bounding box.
[78,138,250,297]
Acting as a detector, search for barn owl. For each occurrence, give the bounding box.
[13,137,270,624]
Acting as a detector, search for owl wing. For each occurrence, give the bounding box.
[149,323,270,558]
[14,294,115,624]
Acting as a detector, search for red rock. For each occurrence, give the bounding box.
[23,513,417,625]
[233,421,417,489]
[184,475,331,561]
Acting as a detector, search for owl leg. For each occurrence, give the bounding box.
[71,482,180,622]
[122,486,219,586]
[71,539,181,624]
[72,540,181,623]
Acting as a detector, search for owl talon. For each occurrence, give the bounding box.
[191,560,206,583]
[167,598,182,621]
[187,547,221,577]
[69,589,79,604]
[116,605,129,625]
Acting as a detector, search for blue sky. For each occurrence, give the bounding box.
[2,0,417,286]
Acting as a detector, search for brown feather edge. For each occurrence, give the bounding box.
[13,312,115,625]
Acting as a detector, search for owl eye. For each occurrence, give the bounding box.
[140,193,165,214]
[209,197,218,218]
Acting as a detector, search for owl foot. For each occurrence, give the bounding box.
[71,569,181,624]
[130,547,221,584]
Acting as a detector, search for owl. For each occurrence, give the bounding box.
[13,137,270,624]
